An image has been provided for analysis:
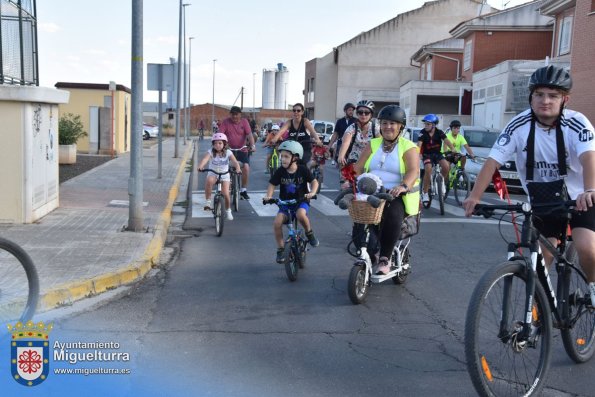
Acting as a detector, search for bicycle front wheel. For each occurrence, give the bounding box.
[283,241,298,282]
[436,174,445,215]
[0,237,39,323]
[231,173,240,212]
[561,242,595,363]
[348,262,369,305]
[465,260,552,397]
[453,171,470,206]
[214,197,224,237]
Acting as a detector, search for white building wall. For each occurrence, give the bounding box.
[311,52,338,120]
[311,0,493,121]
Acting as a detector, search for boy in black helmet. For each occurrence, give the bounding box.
[463,65,595,307]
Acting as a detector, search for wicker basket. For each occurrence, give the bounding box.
[348,199,385,225]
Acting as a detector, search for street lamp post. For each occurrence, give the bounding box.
[252,72,256,127]
[212,59,216,131]
[182,3,190,145]
[188,36,194,139]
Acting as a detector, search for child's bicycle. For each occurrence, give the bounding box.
[199,169,229,237]
[0,237,39,323]
[267,143,280,176]
[465,200,595,397]
[344,197,420,305]
[263,198,313,282]
[310,146,329,194]
[443,151,471,205]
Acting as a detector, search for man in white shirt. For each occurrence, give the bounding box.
[463,65,595,306]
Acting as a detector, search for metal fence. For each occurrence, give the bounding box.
[0,0,38,86]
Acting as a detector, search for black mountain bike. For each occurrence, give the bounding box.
[465,200,595,397]
[0,237,39,322]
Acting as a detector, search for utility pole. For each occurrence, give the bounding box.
[174,0,183,158]
[128,0,143,231]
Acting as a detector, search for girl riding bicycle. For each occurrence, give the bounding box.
[197,133,242,221]
[263,140,319,263]
[354,105,421,275]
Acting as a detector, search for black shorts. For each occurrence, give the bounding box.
[232,150,250,165]
[534,205,595,239]
[422,153,445,166]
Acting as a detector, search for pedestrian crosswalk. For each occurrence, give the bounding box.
[191,190,512,220]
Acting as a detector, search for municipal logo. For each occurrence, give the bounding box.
[8,320,53,386]
[497,133,511,146]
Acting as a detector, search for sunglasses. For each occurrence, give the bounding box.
[357,110,371,116]
[292,109,303,113]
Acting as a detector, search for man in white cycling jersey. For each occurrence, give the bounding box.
[463,64,595,306]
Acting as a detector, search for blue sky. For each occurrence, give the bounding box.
[36,0,531,107]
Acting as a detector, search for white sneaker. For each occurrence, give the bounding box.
[204,200,212,211]
[421,192,430,203]
[589,282,595,308]
[331,160,336,166]
[226,209,233,220]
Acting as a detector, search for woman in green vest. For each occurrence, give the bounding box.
[354,105,421,275]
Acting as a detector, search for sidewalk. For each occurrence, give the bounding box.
[0,137,192,313]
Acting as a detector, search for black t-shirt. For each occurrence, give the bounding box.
[269,165,314,201]
[418,128,448,154]
[334,116,357,142]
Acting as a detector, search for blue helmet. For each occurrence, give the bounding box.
[422,114,439,124]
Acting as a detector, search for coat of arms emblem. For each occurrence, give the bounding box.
[8,320,53,386]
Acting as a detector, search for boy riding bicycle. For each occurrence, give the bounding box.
[263,140,320,263]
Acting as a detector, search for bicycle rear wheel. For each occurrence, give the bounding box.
[453,171,470,206]
[0,237,39,323]
[436,174,445,215]
[465,260,552,397]
[283,241,298,282]
[214,197,224,237]
[231,173,240,212]
[561,243,595,363]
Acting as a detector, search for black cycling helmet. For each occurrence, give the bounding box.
[343,102,355,111]
[377,105,407,125]
[528,65,572,92]
[449,119,461,128]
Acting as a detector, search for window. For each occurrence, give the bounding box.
[558,16,573,55]
[591,0,595,12]
[463,40,472,71]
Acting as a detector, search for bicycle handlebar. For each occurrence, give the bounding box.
[199,169,230,176]
[263,196,317,206]
[473,200,577,218]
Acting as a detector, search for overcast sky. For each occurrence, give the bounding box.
[36,0,531,107]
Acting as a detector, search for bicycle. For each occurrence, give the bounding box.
[443,151,471,205]
[345,199,420,305]
[263,198,311,282]
[199,169,229,237]
[465,200,595,397]
[422,161,445,215]
[309,147,328,195]
[0,237,40,323]
[230,145,249,203]
[267,144,280,176]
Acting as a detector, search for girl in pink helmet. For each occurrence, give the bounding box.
[197,133,242,220]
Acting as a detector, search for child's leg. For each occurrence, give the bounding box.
[273,213,286,248]
[204,175,216,200]
[296,208,312,232]
[221,180,231,209]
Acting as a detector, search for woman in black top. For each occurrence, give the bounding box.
[273,103,323,164]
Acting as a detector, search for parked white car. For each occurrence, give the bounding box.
[311,120,335,144]
[143,123,159,140]
[461,126,521,190]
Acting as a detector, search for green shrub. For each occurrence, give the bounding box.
[59,113,87,145]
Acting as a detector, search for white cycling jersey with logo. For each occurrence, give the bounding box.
[207,149,232,182]
[489,108,595,199]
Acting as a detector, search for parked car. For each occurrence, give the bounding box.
[143,123,159,140]
[404,127,422,142]
[461,126,521,190]
[311,120,335,144]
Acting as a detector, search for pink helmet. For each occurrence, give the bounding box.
[211,132,228,142]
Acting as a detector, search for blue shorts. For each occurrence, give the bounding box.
[278,202,309,221]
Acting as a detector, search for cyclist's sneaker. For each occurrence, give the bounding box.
[226,209,233,220]
[589,282,595,308]
[376,257,390,275]
[276,248,285,264]
[240,191,250,200]
[331,160,336,166]
[421,192,430,203]
[204,200,212,211]
[306,230,319,247]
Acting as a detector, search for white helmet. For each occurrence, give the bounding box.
[271,124,280,131]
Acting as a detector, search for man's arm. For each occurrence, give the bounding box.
[577,151,595,211]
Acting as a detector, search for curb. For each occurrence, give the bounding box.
[39,143,193,312]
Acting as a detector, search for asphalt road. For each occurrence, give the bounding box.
[31,147,595,397]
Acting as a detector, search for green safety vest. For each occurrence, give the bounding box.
[364,137,420,216]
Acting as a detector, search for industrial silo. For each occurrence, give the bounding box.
[262,69,276,109]
[274,63,289,110]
